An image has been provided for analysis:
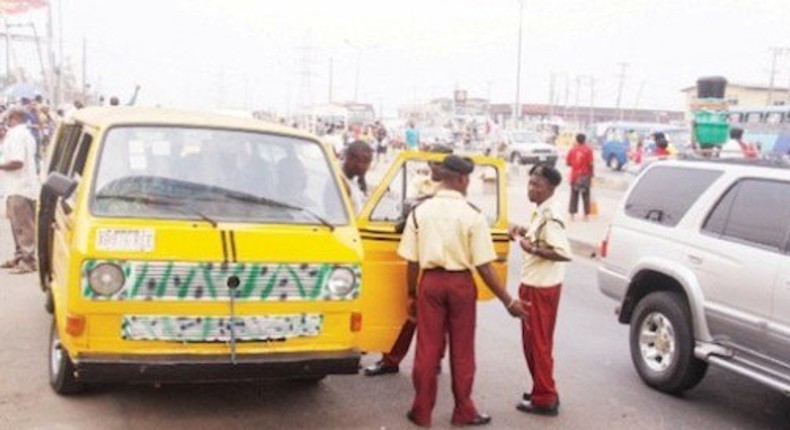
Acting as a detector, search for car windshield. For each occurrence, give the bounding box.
[91,126,349,226]
[510,132,542,144]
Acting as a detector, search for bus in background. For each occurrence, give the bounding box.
[727,106,790,155]
[596,121,689,170]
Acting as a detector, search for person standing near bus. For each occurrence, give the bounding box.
[509,164,571,418]
[398,155,526,427]
[405,121,420,151]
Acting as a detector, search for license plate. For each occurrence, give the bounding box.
[96,228,155,252]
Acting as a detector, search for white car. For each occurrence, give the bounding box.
[503,130,558,166]
[598,157,790,397]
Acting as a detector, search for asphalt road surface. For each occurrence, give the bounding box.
[1,242,788,429]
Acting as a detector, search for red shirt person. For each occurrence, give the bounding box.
[565,133,594,220]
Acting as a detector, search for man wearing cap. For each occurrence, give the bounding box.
[508,163,571,417]
[399,155,526,427]
[363,143,453,377]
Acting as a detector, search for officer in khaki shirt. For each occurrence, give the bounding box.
[508,164,571,417]
[364,144,454,377]
[398,155,526,428]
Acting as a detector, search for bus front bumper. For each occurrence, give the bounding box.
[73,349,361,383]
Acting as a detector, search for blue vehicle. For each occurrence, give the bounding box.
[596,121,689,170]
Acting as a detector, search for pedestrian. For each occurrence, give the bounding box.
[109,96,120,106]
[363,144,453,377]
[374,120,388,163]
[508,163,571,417]
[341,140,373,213]
[720,127,758,159]
[398,155,526,427]
[0,107,41,274]
[566,133,594,221]
[405,121,420,151]
[653,132,670,157]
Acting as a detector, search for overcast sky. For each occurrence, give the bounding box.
[10,0,790,115]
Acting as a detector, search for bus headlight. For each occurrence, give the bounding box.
[88,263,125,296]
[327,267,356,297]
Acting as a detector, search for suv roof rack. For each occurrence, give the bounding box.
[675,151,790,169]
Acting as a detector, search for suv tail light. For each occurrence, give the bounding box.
[600,225,611,259]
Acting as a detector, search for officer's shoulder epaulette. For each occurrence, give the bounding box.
[466,201,481,213]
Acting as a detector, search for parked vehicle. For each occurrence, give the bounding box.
[38,107,511,394]
[502,130,558,166]
[598,157,790,397]
[597,121,688,170]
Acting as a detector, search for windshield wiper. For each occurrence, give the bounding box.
[95,193,218,227]
[202,190,335,231]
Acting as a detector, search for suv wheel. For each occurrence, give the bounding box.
[49,322,85,395]
[629,291,707,394]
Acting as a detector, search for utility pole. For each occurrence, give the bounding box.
[548,73,556,118]
[514,0,525,126]
[574,75,581,125]
[632,80,646,121]
[81,37,87,99]
[589,76,596,125]
[328,56,333,103]
[767,47,790,105]
[615,62,628,121]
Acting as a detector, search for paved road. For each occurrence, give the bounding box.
[1,246,788,429]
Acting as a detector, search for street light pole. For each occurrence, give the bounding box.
[514,0,524,126]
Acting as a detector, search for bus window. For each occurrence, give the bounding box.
[746,112,762,124]
[765,112,784,124]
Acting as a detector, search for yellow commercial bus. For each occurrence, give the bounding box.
[38,107,509,394]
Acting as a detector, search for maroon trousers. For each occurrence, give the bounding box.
[519,283,562,407]
[411,270,478,426]
[381,319,416,367]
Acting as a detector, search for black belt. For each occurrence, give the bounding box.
[422,268,471,273]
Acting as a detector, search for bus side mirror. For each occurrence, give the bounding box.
[44,172,78,198]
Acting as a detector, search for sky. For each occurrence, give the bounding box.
[7,0,790,116]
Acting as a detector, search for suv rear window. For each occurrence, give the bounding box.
[703,178,790,250]
[625,166,722,226]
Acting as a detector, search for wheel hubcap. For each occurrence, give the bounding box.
[639,312,676,372]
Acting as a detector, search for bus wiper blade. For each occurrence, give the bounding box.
[212,190,335,231]
[95,193,218,227]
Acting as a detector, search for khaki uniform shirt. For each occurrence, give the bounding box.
[398,189,496,271]
[519,195,571,287]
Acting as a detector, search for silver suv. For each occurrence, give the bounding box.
[598,158,790,396]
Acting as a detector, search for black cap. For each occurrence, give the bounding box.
[441,155,474,175]
[529,163,562,187]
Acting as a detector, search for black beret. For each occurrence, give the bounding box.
[529,163,562,187]
[441,155,474,175]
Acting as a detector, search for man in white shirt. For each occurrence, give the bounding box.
[0,107,41,274]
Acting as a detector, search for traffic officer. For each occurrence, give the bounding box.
[398,155,526,427]
[508,163,571,417]
[364,144,453,377]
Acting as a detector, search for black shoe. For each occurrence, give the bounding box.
[453,413,492,426]
[363,362,399,377]
[516,400,559,416]
[522,392,531,401]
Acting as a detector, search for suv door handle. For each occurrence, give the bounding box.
[688,255,703,265]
